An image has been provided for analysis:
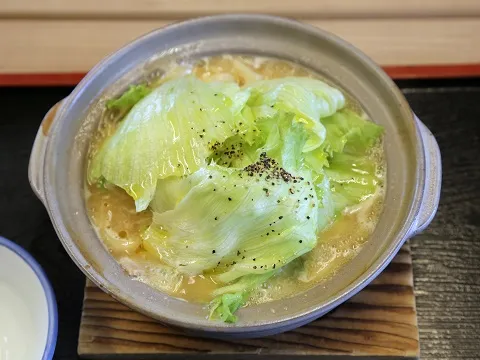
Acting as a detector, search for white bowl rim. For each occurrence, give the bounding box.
[0,236,58,360]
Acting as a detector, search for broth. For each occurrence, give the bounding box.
[86,55,385,305]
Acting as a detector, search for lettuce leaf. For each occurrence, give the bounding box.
[313,171,336,229]
[106,84,152,112]
[321,109,383,157]
[143,160,320,282]
[254,113,308,173]
[89,76,251,211]
[293,109,383,214]
[209,112,307,172]
[247,77,346,152]
[326,152,381,213]
[208,271,276,322]
[208,292,246,323]
[208,108,382,221]
[89,75,385,323]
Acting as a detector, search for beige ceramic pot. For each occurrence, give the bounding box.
[29,15,441,338]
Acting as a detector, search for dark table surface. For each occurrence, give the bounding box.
[0,79,479,360]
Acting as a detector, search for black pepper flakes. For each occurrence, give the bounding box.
[212,250,216,254]
[228,197,232,201]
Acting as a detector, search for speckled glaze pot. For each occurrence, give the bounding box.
[29,15,441,338]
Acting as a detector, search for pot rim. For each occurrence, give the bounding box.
[38,14,428,335]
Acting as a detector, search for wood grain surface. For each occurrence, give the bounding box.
[1,0,480,76]
[403,87,480,360]
[78,245,419,358]
[2,0,479,18]
[1,18,479,75]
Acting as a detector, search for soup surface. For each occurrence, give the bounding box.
[86,55,385,309]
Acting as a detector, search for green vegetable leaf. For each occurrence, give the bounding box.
[247,77,346,152]
[208,271,276,323]
[313,171,336,229]
[208,292,247,323]
[301,109,383,214]
[106,84,152,112]
[254,113,308,173]
[212,271,276,297]
[89,76,250,211]
[143,161,320,282]
[321,109,383,157]
[210,111,309,174]
[325,152,382,213]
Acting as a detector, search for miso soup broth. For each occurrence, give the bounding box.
[86,55,385,315]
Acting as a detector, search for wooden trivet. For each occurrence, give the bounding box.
[78,244,419,358]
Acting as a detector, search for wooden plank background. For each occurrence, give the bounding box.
[2,0,480,18]
[0,0,480,80]
[78,244,420,358]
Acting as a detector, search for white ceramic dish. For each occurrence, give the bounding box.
[0,236,57,360]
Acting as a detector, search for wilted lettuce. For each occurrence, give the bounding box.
[209,271,276,322]
[143,161,319,282]
[247,77,345,152]
[106,84,152,112]
[89,76,252,211]
[90,73,384,323]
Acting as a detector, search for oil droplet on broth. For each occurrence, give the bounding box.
[85,54,386,305]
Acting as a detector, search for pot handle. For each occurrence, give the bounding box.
[28,100,65,205]
[411,115,442,235]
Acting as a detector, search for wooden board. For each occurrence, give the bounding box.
[2,0,480,80]
[1,18,479,76]
[78,244,419,358]
[2,0,479,18]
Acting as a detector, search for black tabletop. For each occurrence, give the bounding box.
[0,79,479,360]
